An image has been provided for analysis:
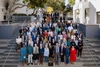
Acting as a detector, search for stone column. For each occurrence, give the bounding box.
[73,8,76,22]
[80,7,85,24]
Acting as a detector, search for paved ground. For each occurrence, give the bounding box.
[17,61,83,67]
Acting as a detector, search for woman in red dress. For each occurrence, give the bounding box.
[70,44,77,64]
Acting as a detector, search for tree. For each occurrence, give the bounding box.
[45,0,66,12]
[65,4,73,14]
[68,0,75,6]
[5,0,27,24]
[23,0,47,15]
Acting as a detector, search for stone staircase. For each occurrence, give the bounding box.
[0,27,20,67]
[80,39,100,67]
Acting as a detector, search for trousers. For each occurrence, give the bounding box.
[28,54,33,63]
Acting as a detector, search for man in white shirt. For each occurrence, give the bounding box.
[68,25,73,32]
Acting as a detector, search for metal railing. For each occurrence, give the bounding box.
[2,20,27,67]
[85,41,98,67]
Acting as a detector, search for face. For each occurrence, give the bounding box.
[40,44,42,47]
[61,44,64,47]
[35,44,37,47]
[56,43,58,46]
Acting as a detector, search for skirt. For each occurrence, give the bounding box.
[33,54,39,60]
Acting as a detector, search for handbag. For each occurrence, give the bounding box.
[48,61,53,66]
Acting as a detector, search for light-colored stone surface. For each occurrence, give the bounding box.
[17,62,83,67]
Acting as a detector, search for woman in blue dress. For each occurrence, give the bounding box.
[20,45,27,66]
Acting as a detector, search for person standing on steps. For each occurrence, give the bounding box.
[44,44,49,63]
[78,39,83,57]
[39,44,44,65]
[33,44,39,65]
[65,45,70,65]
[60,43,65,64]
[70,44,77,64]
[54,42,60,65]
[27,44,33,65]
[20,45,27,66]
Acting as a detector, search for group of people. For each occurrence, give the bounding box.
[16,12,83,66]
[43,11,66,23]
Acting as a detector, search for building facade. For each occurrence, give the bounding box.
[0,0,6,21]
[73,0,100,24]
[0,0,33,21]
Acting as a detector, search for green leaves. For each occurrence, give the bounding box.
[23,0,47,9]
[68,0,75,6]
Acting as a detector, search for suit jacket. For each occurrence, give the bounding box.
[60,46,65,55]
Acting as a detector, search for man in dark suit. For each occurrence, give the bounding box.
[60,43,65,63]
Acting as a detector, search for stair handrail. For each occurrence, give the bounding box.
[2,20,27,67]
[85,41,98,67]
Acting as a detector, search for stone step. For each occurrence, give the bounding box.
[0,42,9,44]
[4,52,18,55]
[0,59,19,63]
[81,54,98,57]
[7,47,15,50]
[91,46,100,48]
[82,52,95,55]
[0,49,7,53]
[83,47,91,49]
[82,50,94,52]
[89,43,100,46]
[81,56,98,58]
[80,57,99,60]
[0,63,18,67]
[3,54,19,56]
[3,52,19,56]
[1,56,19,59]
[82,61,100,64]
[81,56,98,59]
[4,50,16,53]
[83,66,98,67]
[80,59,100,62]
[80,60,100,62]
[82,51,94,54]
[82,63,100,66]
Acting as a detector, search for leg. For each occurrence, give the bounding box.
[66,55,69,64]
[22,61,24,66]
[62,55,64,62]
[80,49,82,57]
[30,54,33,64]
[57,53,59,64]
[44,56,46,62]
[55,54,57,64]
[28,55,30,65]
[41,55,43,64]
[78,49,79,57]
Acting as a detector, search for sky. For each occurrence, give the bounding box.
[65,0,68,6]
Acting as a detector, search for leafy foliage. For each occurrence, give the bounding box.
[68,0,75,6]
[23,0,47,9]
[45,0,66,12]
[65,4,73,14]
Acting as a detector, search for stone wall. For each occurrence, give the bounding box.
[0,23,20,39]
[79,23,100,38]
